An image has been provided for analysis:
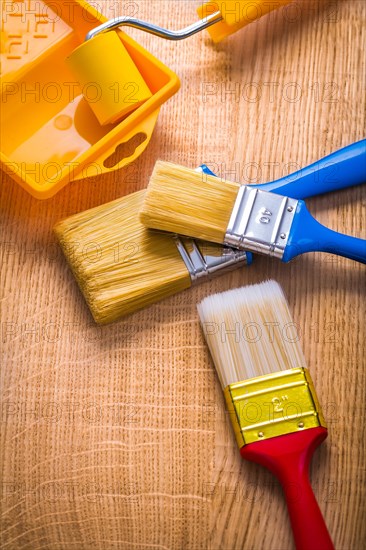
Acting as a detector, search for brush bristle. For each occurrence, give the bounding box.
[140,160,240,243]
[197,280,307,387]
[54,190,192,324]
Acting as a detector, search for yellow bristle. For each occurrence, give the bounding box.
[54,190,192,324]
[140,160,240,243]
[197,280,307,387]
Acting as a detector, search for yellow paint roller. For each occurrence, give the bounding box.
[66,32,152,126]
[65,10,222,126]
[66,2,292,125]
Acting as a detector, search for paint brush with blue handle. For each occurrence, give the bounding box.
[55,141,365,325]
[140,140,366,264]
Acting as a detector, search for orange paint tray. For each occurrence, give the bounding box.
[0,0,180,199]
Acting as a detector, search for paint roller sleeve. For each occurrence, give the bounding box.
[65,32,152,126]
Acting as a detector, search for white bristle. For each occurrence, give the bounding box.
[197,280,307,387]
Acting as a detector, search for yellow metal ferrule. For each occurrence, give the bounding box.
[224,367,326,448]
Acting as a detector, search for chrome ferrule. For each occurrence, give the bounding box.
[175,237,248,283]
[224,186,298,259]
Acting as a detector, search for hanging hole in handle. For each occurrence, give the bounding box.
[103,132,147,168]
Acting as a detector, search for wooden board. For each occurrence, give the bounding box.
[1,1,365,548]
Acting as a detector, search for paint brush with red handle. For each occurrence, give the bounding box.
[197,280,334,550]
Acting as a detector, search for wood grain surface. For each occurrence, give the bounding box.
[1,1,365,549]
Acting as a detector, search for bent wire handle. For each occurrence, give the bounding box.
[86,12,222,41]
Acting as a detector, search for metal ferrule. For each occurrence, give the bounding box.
[224,186,298,259]
[224,367,327,449]
[86,12,222,41]
[175,237,248,283]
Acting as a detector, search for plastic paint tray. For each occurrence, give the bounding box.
[0,0,180,199]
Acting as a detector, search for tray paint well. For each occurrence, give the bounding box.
[1,0,180,198]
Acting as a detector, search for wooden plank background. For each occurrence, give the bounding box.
[1,1,365,549]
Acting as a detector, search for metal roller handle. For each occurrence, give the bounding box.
[85,12,223,41]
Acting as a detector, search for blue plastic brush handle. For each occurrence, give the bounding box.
[200,139,366,199]
[283,201,366,264]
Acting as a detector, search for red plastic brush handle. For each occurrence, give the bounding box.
[240,427,334,550]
